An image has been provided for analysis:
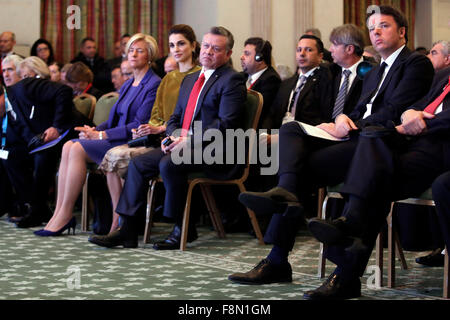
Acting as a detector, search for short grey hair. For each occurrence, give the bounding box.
[305,28,322,39]
[433,40,450,56]
[208,26,234,51]
[18,56,50,79]
[329,24,365,56]
[2,54,23,70]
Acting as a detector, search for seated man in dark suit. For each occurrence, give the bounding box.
[229,7,434,288]
[240,37,281,129]
[88,26,247,250]
[262,35,335,150]
[0,78,75,227]
[71,37,114,93]
[307,66,450,300]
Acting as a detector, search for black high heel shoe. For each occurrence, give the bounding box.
[34,217,77,237]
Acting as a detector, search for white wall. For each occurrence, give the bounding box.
[174,0,218,42]
[314,0,344,49]
[0,0,40,57]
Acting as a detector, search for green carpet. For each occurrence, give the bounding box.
[0,216,447,300]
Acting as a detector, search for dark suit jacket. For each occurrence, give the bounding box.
[243,66,281,129]
[267,65,334,129]
[349,47,435,128]
[5,78,74,146]
[96,67,161,142]
[166,64,247,179]
[328,58,375,120]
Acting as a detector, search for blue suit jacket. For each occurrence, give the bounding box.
[166,64,246,138]
[96,68,161,142]
[166,64,247,179]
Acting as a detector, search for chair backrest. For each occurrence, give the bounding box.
[73,93,97,120]
[93,92,119,126]
[240,89,263,181]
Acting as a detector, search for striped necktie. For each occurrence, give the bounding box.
[332,69,352,119]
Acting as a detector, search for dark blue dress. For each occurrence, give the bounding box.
[75,87,139,164]
[71,68,162,164]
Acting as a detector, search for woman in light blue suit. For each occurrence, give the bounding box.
[35,33,161,236]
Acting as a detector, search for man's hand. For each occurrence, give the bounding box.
[161,136,187,154]
[334,114,358,138]
[396,109,434,136]
[42,127,60,143]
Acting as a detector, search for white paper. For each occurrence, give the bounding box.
[295,121,349,142]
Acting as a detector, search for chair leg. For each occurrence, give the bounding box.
[387,204,396,288]
[376,232,384,287]
[180,183,196,251]
[237,183,264,245]
[317,195,329,278]
[143,180,157,244]
[81,172,89,232]
[444,248,449,299]
[394,231,408,270]
[200,185,226,238]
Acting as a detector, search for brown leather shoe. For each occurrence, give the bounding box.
[88,229,138,248]
[228,259,292,285]
[303,272,361,300]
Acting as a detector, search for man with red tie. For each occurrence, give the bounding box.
[307,67,450,300]
[88,26,246,250]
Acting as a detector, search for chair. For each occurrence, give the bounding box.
[143,90,265,250]
[73,93,97,121]
[387,189,450,299]
[80,93,119,231]
[317,185,407,287]
[93,92,119,126]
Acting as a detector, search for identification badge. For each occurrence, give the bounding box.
[0,149,9,160]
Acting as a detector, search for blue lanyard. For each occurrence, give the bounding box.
[2,90,9,149]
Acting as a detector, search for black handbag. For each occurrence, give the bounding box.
[127,133,164,148]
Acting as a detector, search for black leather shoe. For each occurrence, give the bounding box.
[88,229,138,248]
[228,259,292,285]
[416,248,445,267]
[303,273,361,300]
[308,217,364,244]
[152,224,198,250]
[238,187,299,216]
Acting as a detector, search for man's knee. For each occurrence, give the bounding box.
[432,173,450,201]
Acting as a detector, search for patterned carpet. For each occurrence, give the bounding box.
[0,214,447,301]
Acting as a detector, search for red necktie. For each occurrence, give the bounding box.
[181,73,205,137]
[424,76,450,115]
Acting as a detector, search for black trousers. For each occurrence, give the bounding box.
[2,144,59,218]
[116,147,205,224]
[263,121,358,250]
[326,134,447,277]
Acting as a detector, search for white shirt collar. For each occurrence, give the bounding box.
[201,67,215,82]
[299,66,319,79]
[248,67,268,85]
[381,45,405,68]
[344,57,364,76]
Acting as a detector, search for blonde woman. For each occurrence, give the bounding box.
[35,33,161,236]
